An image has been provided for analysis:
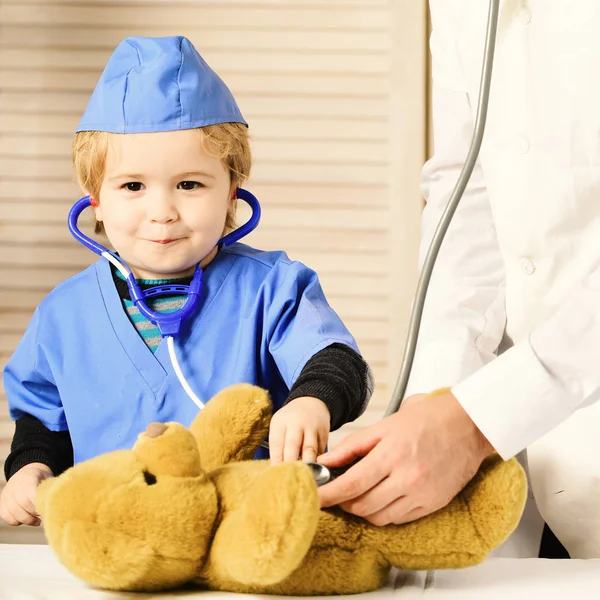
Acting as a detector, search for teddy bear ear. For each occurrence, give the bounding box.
[134,422,204,477]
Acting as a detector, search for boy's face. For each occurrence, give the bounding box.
[94,129,234,280]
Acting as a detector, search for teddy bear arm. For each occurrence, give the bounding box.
[189,384,272,471]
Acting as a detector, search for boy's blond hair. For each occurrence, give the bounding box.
[73,123,252,235]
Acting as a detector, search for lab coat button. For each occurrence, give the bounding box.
[516,135,530,154]
[520,258,536,275]
[519,7,532,24]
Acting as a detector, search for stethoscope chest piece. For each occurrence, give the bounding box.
[305,459,362,487]
[305,462,333,487]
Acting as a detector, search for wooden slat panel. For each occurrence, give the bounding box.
[4,0,387,6]
[0,310,36,332]
[0,158,389,185]
[1,48,389,76]
[0,97,388,122]
[0,5,390,30]
[0,290,56,311]
[0,180,81,201]
[0,70,390,97]
[0,26,390,52]
[0,521,47,544]
[0,181,389,208]
[0,134,389,163]
[0,91,389,120]
[0,201,79,223]
[0,441,9,466]
[0,417,14,443]
[0,112,389,142]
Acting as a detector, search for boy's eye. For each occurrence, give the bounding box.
[123,182,143,192]
[178,181,203,191]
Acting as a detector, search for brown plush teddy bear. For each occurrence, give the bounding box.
[36,384,526,595]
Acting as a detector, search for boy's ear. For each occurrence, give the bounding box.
[226,185,238,219]
[80,189,102,218]
[89,197,103,221]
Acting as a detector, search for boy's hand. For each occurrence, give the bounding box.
[269,396,330,464]
[0,463,54,527]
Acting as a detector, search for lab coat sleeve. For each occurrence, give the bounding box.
[404,2,508,398]
[3,306,67,432]
[454,262,600,459]
[266,261,364,391]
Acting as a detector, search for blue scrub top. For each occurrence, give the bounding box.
[4,244,360,463]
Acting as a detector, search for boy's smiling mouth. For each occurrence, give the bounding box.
[148,238,183,245]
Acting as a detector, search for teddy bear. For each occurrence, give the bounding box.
[36,384,527,595]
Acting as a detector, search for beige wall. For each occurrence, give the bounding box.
[0,0,428,542]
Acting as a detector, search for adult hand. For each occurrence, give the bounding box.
[317,390,494,525]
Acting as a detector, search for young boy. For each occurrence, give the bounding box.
[0,36,373,527]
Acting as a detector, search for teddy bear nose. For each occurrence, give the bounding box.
[146,422,168,438]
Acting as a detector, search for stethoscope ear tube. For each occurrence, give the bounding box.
[219,187,261,247]
[67,195,111,257]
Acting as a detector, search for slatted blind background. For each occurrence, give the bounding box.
[0,0,427,542]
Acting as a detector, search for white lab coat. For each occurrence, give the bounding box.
[407,0,600,558]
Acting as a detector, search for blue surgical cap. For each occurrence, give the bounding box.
[76,36,247,134]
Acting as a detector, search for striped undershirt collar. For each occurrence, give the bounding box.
[110,265,193,301]
[110,265,194,352]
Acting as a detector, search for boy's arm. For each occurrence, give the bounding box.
[285,343,372,431]
[266,260,372,412]
[4,414,73,481]
[3,304,70,479]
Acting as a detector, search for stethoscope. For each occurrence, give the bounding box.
[68,0,500,486]
[68,187,261,415]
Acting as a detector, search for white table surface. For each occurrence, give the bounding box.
[2,544,600,599]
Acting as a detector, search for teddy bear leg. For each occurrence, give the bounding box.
[209,462,320,587]
[367,455,527,571]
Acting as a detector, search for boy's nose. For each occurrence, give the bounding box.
[147,193,178,223]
